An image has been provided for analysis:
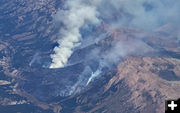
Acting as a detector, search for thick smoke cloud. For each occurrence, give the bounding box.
[49,0,180,96]
[99,0,180,31]
[50,0,101,68]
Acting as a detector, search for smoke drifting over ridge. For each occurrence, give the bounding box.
[48,0,180,96]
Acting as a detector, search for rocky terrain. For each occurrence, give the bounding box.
[0,0,180,113]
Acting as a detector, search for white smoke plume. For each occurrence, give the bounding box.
[50,0,101,68]
[86,68,101,85]
[50,0,180,68]
[29,52,41,66]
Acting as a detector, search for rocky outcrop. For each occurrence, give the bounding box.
[105,57,180,113]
